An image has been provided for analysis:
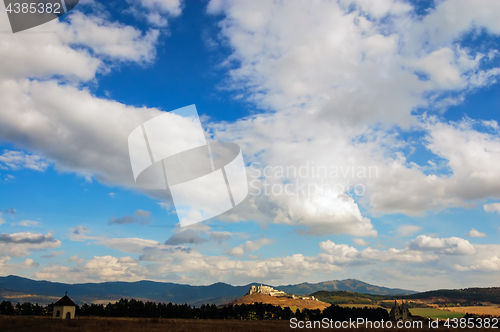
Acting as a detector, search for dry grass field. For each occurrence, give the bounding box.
[226,293,330,311]
[0,316,289,332]
[2,316,500,332]
[438,306,500,317]
[339,304,382,309]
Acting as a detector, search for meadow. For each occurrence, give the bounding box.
[409,308,465,319]
[1,316,499,332]
[439,306,500,317]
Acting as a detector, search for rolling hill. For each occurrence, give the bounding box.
[278,279,415,296]
[402,287,500,304]
[225,293,330,311]
[310,290,392,305]
[0,275,415,306]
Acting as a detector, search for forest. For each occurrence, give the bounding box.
[0,298,389,321]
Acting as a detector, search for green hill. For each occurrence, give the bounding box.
[403,287,500,305]
[310,290,392,305]
[0,276,416,306]
[278,279,415,296]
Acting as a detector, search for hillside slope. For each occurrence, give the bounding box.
[403,287,500,304]
[277,279,415,296]
[0,275,415,306]
[226,293,330,311]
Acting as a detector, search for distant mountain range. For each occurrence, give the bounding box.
[0,275,415,306]
[402,287,500,304]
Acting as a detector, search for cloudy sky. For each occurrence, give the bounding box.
[0,0,499,291]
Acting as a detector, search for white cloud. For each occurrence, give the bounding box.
[455,245,500,272]
[369,118,500,215]
[0,232,61,257]
[0,8,171,194]
[128,0,182,27]
[457,257,500,272]
[467,229,487,238]
[0,151,49,171]
[36,255,147,282]
[204,0,500,232]
[227,238,273,257]
[0,213,4,226]
[11,220,40,227]
[408,235,476,255]
[318,241,359,264]
[23,258,39,268]
[484,202,500,214]
[59,12,160,63]
[68,255,84,264]
[397,225,422,237]
[97,237,163,254]
[353,238,370,246]
[318,240,436,264]
[15,232,500,287]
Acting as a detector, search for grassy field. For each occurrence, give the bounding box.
[2,316,500,332]
[0,316,291,332]
[439,306,500,317]
[409,308,465,319]
[339,304,382,309]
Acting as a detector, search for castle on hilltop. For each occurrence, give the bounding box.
[247,284,318,301]
[248,284,287,297]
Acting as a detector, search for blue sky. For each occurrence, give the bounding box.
[0,0,499,291]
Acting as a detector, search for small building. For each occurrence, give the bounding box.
[389,300,411,321]
[52,293,76,319]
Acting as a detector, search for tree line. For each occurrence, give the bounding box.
[0,298,389,321]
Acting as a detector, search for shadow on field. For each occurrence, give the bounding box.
[1,316,497,332]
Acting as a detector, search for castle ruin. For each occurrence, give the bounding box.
[247,284,318,301]
[247,284,286,297]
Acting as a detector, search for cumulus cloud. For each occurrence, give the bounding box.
[457,256,500,272]
[23,258,39,268]
[227,238,273,257]
[59,12,160,63]
[408,235,476,255]
[20,231,500,286]
[484,203,500,214]
[0,0,500,287]
[127,0,182,27]
[397,225,422,237]
[0,232,61,257]
[0,8,167,192]
[204,0,500,234]
[455,244,500,272]
[353,238,370,246]
[0,150,49,171]
[68,255,83,264]
[467,229,487,238]
[36,255,146,282]
[318,240,436,264]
